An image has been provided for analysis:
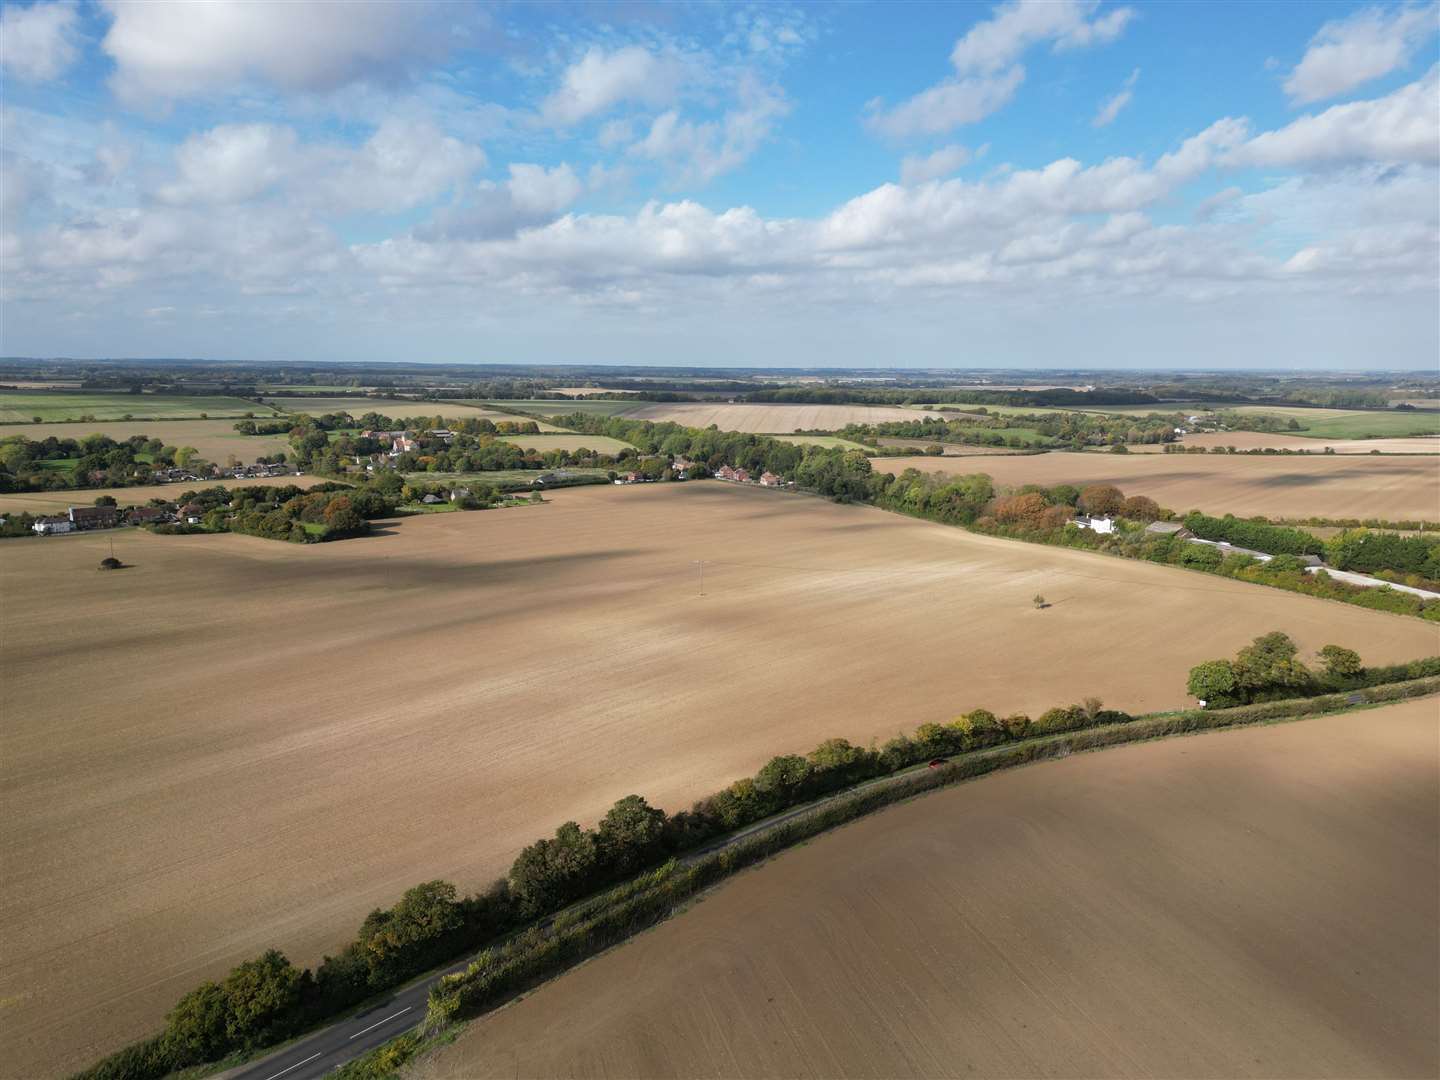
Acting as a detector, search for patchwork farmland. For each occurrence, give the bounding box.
[872,452,1440,522]
[4,482,1436,1075]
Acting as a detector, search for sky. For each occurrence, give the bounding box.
[0,0,1437,369]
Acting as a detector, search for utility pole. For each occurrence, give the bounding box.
[692,559,705,597]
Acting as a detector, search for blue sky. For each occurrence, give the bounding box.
[1,0,1436,369]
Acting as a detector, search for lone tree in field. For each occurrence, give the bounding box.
[1032,593,1047,609]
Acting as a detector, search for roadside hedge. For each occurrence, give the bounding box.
[73,662,1440,1080]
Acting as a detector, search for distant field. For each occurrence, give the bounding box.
[400,468,611,489]
[0,392,280,423]
[484,400,974,432]
[1179,432,1440,454]
[872,452,1440,521]
[876,437,1028,455]
[0,474,336,516]
[768,434,873,450]
[480,399,643,417]
[550,387,642,396]
[265,398,566,429]
[257,384,379,393]
[0,418,290,463]
[1227,406,1440,439]
[420,699,1439,1080]
[496,433,635,453]
[5,483,1437,1074]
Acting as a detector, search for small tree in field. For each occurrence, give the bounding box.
[1032,593,1047,609]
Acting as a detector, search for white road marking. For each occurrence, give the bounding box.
[349,1005,413,1040]
[260,1051,322,1080]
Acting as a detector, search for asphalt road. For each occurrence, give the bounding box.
[226,761,939,1080]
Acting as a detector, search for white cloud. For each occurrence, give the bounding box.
[0,0,80,82]
[950,0,1135,74]
[1093,68,1139,127]
[506,163,584,216]
[157,119,483,211]
[866,68,1025,138]
[1229,68,1439,167]
[866,0,1134,137]
[900,144,973,184]
[100,0,453,104]
[632,77,788,185]
[1284,2,1439,105]
[540,46,685,127]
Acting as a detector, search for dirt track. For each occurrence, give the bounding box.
[3,484,1436,1075]
[418,699,1440,1080]
[873,452,1440,521]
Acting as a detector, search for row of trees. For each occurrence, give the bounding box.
[0,433,204,492]
[1182,512,1327,556]
[1185,632,1438,708]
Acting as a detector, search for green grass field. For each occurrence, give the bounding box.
[1226,406,1440,439]
[0,393,282,423]
[496,433,636,453]
[401,468,612,490]
[768,434,873,451]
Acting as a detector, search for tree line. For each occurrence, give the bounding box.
[77,631,1440,1080]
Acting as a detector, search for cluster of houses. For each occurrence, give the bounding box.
[715,465,787,487]
[151,462,295,484]
[32,503,171,534]
[362,429,455,457]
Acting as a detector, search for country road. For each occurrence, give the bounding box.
[226,760,937,1080]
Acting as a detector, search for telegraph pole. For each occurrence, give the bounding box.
[692,559,705,597]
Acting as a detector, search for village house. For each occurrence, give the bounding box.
[1073,514,1116,534]
[68,505,119,530]
[32,515,73,535]
[734,468,751,483]
[758,471,782,487]
[179,502,206,525]
[125,506,173,525]
[715,465,738,481]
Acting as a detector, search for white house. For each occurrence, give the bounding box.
[32,516,73,535]
[1074,515,1116,534]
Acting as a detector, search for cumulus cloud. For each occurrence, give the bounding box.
[1284,2,1439,104]
[866,0,1135,137]
[900,144,973,184]
[157,119,484,211]
[0,0,81,82]
[416,163,585,242]
[1093,68,1139,127]
[100,0,453,103]
[631,77,788,185]
[1229,68,1439,167]
[540,46,686,127]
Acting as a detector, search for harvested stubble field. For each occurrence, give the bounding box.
[489,400,971,431]
[0,418,291,463]
[3,484,1437,1075]
[495,433,635,453]
[0,474,335,516]
[417,698,1439,1080]
[0,392,279,423]
[264,397,566,429]
[873,453,1440,521]
[1174,432,1440,454]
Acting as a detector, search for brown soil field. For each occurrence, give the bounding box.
[418,698,1440,1080]
[0,474,335,516]
[618,402,968,432]
[873,453,1440,521]
[0,418,290,463]
[3,484,1437,1075]
[1177,432,1440,454]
